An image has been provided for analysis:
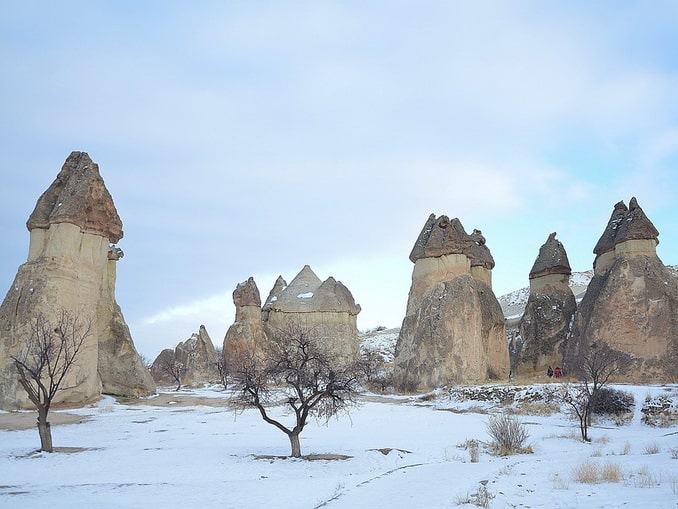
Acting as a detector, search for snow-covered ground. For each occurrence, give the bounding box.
[1,383,676,508]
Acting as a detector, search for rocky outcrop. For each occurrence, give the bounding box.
[564,198,678,382]
[224,267,362,365]
[151,325,219,386]
[393,214,509,390]
[0,152,154,409]
[512,233,577,377]
[223,277,271,368]
[263,265,362,360]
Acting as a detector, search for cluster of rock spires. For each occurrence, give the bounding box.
[223,265,362,366]
[511,198,677,383]
[1,152,675,409]
[393,214,510,390]
[150,325,219,386]
[0,152,155,410]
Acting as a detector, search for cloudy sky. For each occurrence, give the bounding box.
[1,1,677,359]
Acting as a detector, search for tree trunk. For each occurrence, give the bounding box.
[37,408,53,453]
[288,432,302,458]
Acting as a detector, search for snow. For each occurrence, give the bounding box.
[298,292,314,299]
[1,384,677,508]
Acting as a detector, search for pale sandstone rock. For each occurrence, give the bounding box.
[394,214,509,390]
[0,152,154,410]
[263,266,361,361]
[224,267,362,366]
[224,277,271,368]
[565,198,677,383]
[151,325,219,386]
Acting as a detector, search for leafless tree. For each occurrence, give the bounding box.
[357,348,392,392]
[213,347,228,390]
[230,324,361,458]
[562,341,632,441]
[159,356,187,391]
[12,310,93,452]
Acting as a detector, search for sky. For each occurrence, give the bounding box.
[1,1,677,359]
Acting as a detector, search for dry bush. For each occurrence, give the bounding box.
[550,472,570,490]
[455,484,493,508]
[601,462,623,482]
[590,387,634,417]
[643,442,660,455]
[620,441,632,455]
[468,440,480,463]
[632,466,659,488]
[641,394,678,427]
[670,447,678,459]
[486,414,531,456]
[573,461,600,484]
[572,461,623,484]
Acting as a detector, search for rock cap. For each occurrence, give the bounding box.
[27,151,123,243]
[409,214,494,269]
[529,232,572,279]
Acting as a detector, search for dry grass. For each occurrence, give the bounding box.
[601,462,623,482]
[504,401,561,416]
[632,466,659,488]
[620,441,632,455]
[572,461,624,484]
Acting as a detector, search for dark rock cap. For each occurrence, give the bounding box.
[593,198,659,255]
[409,214,494,269]
[27,151,123,243]
[614,197,659,246]
[529,232,572,279]
[233,277,261,308]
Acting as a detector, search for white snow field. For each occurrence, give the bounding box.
[1,383,677,509]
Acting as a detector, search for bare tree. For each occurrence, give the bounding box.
[357,348,392,392]
[160,357,187,391]
[563,341,632,442]
[213,347,228,390]
[12,310,93,452]
[230,324,361,458]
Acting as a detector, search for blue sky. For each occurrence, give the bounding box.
[1,1,677,358]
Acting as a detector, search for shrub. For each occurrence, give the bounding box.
[590,387,634,416]
[643,442,660,455]
[486,414,530,456]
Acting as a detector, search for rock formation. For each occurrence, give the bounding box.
[393,214,509,390]
[564,198,678,382]
[224,266,362,365]
[0,151,155,410]
[151,325,219,386]
[223,277,270,367]
[263,265,362,360]
[512,233,577,377]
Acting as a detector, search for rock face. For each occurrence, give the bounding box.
[512,233,577,377]
[224,266,362,365]
[151,325,219,386]
[223,277,270,367]
[393,214,509,390]
[564,198,678,382]
[0,152,154,409]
